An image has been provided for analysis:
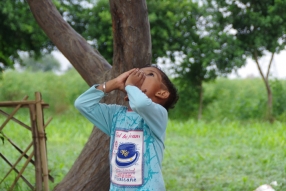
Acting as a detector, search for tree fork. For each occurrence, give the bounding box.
[254,51,274,122]
[26,0,151,190]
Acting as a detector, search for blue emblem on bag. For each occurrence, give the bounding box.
[116,143,139,168]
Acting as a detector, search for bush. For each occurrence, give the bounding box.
[271,79,286,121]
[203,78,267,121]
[168,78,200,120]
[202,78,286,121]
[0,69,88,114]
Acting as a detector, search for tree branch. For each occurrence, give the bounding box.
[266,52,275,80]
[254,50,266,83]
[26,0,111,85]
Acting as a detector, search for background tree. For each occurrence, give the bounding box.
[20,55,61,72]
[156,2,245,120]
[207,0,286,121]
[0,0,53,71]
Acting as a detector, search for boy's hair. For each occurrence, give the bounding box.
[142,64,179,111]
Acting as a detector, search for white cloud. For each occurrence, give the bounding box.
[51,51,72,71]
[229,50,286,79]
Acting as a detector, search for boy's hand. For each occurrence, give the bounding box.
[97,68,140,93]
[125,69,146,88]
[115,68,137,91]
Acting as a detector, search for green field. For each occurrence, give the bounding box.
[1,111,286,190]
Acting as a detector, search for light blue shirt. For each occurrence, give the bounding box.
[74,85,168,191]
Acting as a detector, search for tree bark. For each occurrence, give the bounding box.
[197,82,203,120]
[26,0,151,190]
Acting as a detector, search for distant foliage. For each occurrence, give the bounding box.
[0,0,53,69]
[170,77,286,122]
[0,69,88,114]
[169,78,200,119]
[21,55,61,72]
[0,71,285,121]
[271,79,286,120]
[204,78,286,121]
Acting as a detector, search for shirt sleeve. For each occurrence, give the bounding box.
[74,85,122,136]
[125,85,168,140]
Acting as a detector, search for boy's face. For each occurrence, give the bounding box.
[138,67,169,104]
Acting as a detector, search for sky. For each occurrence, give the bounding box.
[228,51,286,79]
[52,50,286,79]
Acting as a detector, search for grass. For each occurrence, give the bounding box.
[1,109,286,190]
[163,120,286,190]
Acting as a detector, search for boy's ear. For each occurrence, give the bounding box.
[155,89,170,99]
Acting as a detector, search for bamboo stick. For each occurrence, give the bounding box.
[35,92,49,191]
[0,153,34,190]
[44,117,53,129]
[29,103,43,190]
[0,96,28,131]
[43,117,55,183]
[9,150,35,191]
[0,142,33,184]
[0,100,49,108]
[0,109,32,131]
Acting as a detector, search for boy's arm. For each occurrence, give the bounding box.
[126,85,168,140]
[74,68,137,135]
[74,85,117,135]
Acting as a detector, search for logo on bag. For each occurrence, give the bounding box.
[116,143,139,168]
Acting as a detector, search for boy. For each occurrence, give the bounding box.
[74,65,179,190]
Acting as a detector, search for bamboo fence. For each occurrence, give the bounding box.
[0,92,54,191]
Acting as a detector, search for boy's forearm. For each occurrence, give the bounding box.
[96,68,137,93]
[96,78,121,93]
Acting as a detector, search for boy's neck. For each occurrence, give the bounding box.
[127,105,133,111]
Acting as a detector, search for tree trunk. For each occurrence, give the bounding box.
[197,82,203,120]
[26,0,151,190]
[254,51,274,122]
